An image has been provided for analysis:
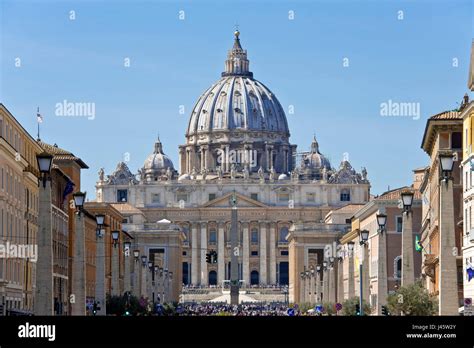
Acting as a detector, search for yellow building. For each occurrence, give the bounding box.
[0,104,43,315]
[461,41,474,305]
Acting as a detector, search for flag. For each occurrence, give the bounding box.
[37,110,43,123]
[467,262,474,282]
[415,235,422,252]
[63,180,75,200]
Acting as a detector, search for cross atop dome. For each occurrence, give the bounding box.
[222,29,253,78]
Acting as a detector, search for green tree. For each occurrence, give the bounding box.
[106,293,148,316]
[387,281,437,316]
[341,297,371,316]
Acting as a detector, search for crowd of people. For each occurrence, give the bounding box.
[174,302,295,316]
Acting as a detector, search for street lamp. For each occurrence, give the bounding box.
[376,213,387,233]
[148,261,154,271]
[124,241,131,252]
[323,260,328,270]
[72,191,86,212]
[439,153,454,182]
[111,230,120,247]
[36,151,53,187]
[95,214,105,228]
[401,191,414,212]
[134,250,140,261]
[358,230,370,316]
[141,255,147,267]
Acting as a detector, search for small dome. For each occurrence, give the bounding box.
[278,173,288,180]
[143,138,174,176]
[302,136,331,170]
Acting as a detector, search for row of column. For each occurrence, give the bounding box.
[190,221,278,286]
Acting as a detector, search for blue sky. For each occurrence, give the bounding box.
[1,0,473,197]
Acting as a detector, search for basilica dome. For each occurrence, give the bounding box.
[186,31,289,138]
[302,136,331,170]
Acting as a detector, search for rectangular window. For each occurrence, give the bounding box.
[251,250,258,256]
[250,193,258,201]
[340,190,351,201]
[281,250,289,256]
[209,230,217,244]
[151,193,160,203]
[208,193,216,201]
[251,230,258,244]
[278,193,290,202]
[177,193,188,202]
[396,216,403,233]
[451,132,462,149]
[117,189,128,202]
[306,192,315,202]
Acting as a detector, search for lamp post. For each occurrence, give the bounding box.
[347,241,355,298]
[358,229,369,316]
[34,152,54,316]
[305,270,310,304]
[132,250,140,297]
[400,191,415,287]
[140,255,147,298]
[147,261,154,304]
[111,230,120,296]
[316,265,322,303]
[322,260,328,302]
[376,212,388,315]
[71,191,86,315]
[337,249,344,303]
[329,256,336,303]
[310,267,315,304]
[154,266,159,304]
[168,271,173,302]
[163,268,168,304]
[438,152,459,315]
[299,272,305,304]
[94,214,106,316]
[124,241,131,293]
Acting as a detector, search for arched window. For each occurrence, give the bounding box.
[250,270,259,285]
[279,227,289,242]
[209,270,217,285]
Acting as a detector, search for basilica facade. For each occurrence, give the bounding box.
[96,31,371,288]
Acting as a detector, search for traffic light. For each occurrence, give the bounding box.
[355,303,360,316]
[212,250,218,263]
[381,305,389,316]
[206,252,211,264]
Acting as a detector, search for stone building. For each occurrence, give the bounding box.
[420,109,463,314]
[96,31,370,291]
[0,104,43,315]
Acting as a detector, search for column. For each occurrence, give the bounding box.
[218,223,225,285]
[348,250,355,298]
[71,213,86,315]
[95,231,106,315]
[259,222,267,285]
[124,250,131,293]
[269,223,277,284]
[377,229,388,315]
[191,223,198,285]
[112,244,120,296]
[200,223,208,286]
[316,271,321,302]
[34,180,53,315]
[439,179,459,315]
[242,223,250,286]
[132,259,140,298]
[337,259,344,303]
[329,265,336,303]
[309,273,314,304]
[401,210,415,286]
[362,245,370,303]
[323,268,328,302]
[141,263,147,297]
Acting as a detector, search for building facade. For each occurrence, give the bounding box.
[0,104,43,315]
[96,31,371,290]
[420,110,463,314]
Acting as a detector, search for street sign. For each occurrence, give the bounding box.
[335,303,342,311]
[464,298,473,316]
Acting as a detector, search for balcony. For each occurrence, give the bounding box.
[277,241,288,247]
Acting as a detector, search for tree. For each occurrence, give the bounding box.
[387,281,437,316]
[106,293,148,316]
[342,297,371,316]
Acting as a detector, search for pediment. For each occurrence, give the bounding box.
[202,192,268,208]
